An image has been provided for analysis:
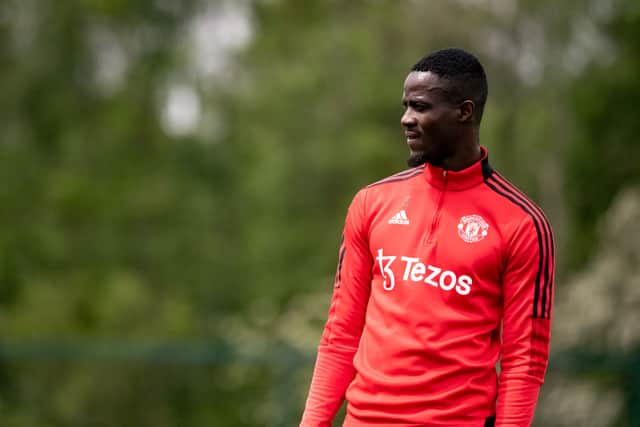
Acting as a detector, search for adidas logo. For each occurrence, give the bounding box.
[388,209,410,225]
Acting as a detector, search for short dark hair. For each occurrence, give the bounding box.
[411,48,488,123]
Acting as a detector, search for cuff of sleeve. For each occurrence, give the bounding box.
[495,377,541,427]
[300,345,357,426]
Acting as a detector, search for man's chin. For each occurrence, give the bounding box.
[407,152,429,167]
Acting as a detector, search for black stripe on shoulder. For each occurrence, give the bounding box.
[493,173,552,226]
[493,173,554,252]
[491,174,554,246]
[492,173,554,319]
[367,166,424,188]
[484,174,549,319]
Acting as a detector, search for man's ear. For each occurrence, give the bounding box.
[458,100,475,123]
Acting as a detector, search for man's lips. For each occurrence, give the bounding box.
[405,131,421,139]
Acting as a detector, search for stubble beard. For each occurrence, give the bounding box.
[407,151,445,168]
[406,152,428,167]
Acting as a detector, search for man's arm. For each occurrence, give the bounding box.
[300,189,373,427]
[497,214,555,427]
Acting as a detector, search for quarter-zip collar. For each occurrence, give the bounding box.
[424,145,491,191]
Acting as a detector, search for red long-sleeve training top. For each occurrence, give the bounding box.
[301,147,555,427]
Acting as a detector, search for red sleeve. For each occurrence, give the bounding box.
[300,189,373,427]
[496,215,555,427]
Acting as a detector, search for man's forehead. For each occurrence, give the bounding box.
[404,71,448,92]
[403,71,450,98]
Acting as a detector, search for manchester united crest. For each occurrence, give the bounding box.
[457,215,489,243]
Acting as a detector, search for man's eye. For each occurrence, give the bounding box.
[402,102,429,111]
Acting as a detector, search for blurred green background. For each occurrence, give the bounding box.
[1,0,640,426]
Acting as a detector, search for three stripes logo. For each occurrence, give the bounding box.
[388,209,410,225]
[483,169,555,320]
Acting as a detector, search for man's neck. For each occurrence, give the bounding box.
[441,142,481,171]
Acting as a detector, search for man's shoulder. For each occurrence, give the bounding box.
[365,165,425,190]
[483,169,552,228]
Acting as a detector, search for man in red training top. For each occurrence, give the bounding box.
[300,48,555,427]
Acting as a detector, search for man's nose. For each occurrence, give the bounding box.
[401,109,417,127]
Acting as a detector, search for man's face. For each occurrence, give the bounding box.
[401,71,460,167]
